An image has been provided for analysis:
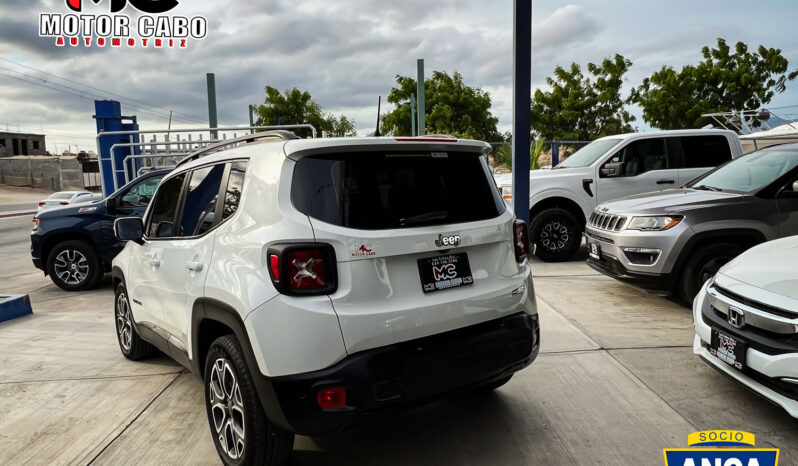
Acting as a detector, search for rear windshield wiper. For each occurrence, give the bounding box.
[692,185,722,192]
[400,211,448,226]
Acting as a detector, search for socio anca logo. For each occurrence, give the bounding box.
[39,0,208,49]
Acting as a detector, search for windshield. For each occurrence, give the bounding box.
[556,139,622,168]
[687,148,798,193]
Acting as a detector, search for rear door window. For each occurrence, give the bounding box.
[681,135,732,168]
[291,151,505,230]
[177,164,225,237]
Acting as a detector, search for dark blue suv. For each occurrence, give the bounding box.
[31,169,169,291]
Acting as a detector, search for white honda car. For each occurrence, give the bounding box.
[693,234,798,417]
[112,132,540,465]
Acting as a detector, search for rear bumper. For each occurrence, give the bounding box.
[265,312,539,436]
[586,253,673,295]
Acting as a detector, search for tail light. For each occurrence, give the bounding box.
[38,202,46,207]
[513,220,530,262]
[59,202,69,206]
[267,243,337,296]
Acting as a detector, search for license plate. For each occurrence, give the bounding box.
[417,253,474,293]
[588,241,601,260]
[710,329,747,370]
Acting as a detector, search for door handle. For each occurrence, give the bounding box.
[150,257,161,268]
[186,261,204,272]
[657,179,675,185]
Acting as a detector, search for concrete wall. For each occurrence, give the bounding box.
[0,156,83,191]
[0,133,47,157]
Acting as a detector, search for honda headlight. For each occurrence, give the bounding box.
[625,215,683,231]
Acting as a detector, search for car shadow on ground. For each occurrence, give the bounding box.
[292,390,526,465]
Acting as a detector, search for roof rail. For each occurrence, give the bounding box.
[175,130,299,168]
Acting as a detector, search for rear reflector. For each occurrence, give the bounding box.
[38,202,46,207]
[317,387,346,410]
[514,220,530,261]
[59,202,69,205]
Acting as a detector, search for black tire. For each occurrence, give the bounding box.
[114,283,158,360]
[205,335,294,466]
[678,243,743,304]
[530,208,583,262]
[46,240,102,291]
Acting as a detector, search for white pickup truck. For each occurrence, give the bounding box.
[494,129,743,261]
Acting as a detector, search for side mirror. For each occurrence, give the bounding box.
[106,196,119,215]
[600,162,624,178]
[114,217,144,242]
[783,181,798,198]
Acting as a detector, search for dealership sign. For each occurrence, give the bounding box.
[39,0,207,48]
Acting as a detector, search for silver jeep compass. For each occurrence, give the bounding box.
[584,144,798,303]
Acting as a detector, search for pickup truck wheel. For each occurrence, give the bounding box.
[46,240,102,291]
[115,283,158,360]
[678,243,743,304]
[205,335,294,466]
[530,208,582,262]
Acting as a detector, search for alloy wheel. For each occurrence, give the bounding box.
[209,358,246,461]
[54,249,89,285]
[540,221,570,251]
[115,292,133,351]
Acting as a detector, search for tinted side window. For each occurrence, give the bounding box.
[681,136,732,168]
[147,173,186,238]
[223,161,248,220]
[121,176,163,207]
[178,164,225,237]
[609,138,668,177]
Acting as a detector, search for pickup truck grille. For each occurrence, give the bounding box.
[588,212,627,231]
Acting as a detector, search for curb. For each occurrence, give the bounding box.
[0,211,37,219]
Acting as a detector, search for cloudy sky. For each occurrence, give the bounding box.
[1,0,797,153]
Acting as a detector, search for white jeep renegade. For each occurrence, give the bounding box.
[112,132,540,465]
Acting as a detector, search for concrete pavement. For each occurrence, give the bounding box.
[0,216,795,465]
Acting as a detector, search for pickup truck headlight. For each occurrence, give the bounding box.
[32,217,40,231]
[500,185,513,201]
[625,215,683,231]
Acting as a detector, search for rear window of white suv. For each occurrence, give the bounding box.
[291,151,505,229]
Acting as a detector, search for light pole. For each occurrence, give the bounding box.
[512,0,532,225]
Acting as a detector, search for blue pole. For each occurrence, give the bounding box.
[410,93,417,136]
[417,59,426,136]
[512,0,532,225]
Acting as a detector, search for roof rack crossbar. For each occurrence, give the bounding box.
[175,130,299,168]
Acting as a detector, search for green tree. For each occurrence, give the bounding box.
[254,86,357,137]
[530,54,636,141]
[631,38,798,129]
[381,71,501,141]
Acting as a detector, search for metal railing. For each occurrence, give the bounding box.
[97,124,317,191]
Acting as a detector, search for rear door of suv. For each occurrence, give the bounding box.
[676,135,734,186]
[289,143,531,354]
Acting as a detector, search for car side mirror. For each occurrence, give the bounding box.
[106,196,119,215]
[114,217,143,242]
[783,181,798,198]
[600,162,623,178]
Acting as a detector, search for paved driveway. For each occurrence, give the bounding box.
[1,215,795,465]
